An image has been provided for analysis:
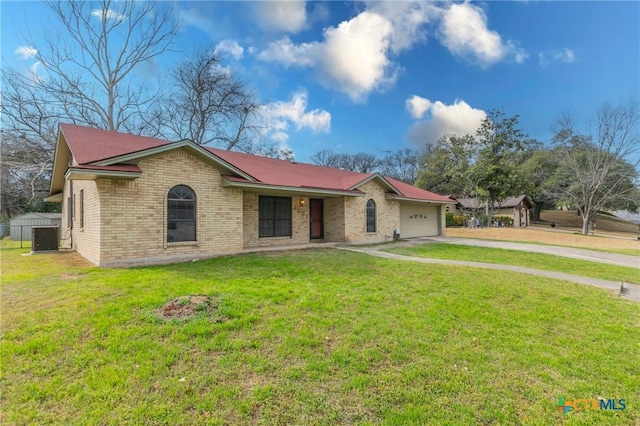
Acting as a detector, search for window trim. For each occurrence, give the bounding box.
[366,199,376,233]
[258,195,292,238]
[167,185,197,243]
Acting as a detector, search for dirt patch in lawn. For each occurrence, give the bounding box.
[446,227,639,253]
[158,295,227,322]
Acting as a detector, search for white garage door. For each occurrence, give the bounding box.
[399,203,439,238]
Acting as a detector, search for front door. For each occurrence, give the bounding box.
[310,198,324,239]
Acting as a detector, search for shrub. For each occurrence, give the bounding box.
[445,212,467,227]
[492,215,514,227]
[446,212,455,227]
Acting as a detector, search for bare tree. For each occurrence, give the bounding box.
[1,131,56,219]
[2,0,178,140]
[379,148,421,183]
[1,0,179,214]
[553,101,640,234]
[309,150,380,173]
[158,50,261,150]
[310,149,338,167]
[349,153,380,173]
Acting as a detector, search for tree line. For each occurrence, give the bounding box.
[306,105,638,235]
[414,106,639,235]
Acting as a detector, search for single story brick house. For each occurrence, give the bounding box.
[47,124,455,267]
[453,195,532,227]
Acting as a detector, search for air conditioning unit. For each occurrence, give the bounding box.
[32,226,59,253]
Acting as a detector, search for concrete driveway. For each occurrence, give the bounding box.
[342,236,640,302]
[415,236,639,268]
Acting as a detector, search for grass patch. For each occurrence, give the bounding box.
[385,243,640,284]
[2,244,639,424]
[537,210,640,235]
[447,227,640,256]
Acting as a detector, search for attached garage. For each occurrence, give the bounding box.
[399,202,439,238]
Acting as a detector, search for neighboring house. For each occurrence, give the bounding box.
[453,195,532,227]
[47,124,455,267]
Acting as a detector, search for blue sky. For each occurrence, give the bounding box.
[2,1,639,162]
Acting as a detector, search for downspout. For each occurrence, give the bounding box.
[69,180,73,249]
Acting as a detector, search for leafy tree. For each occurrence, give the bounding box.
[470,110,531,222]
[519,145,561,221]
[415,134,474,197]
[553,101,640,234]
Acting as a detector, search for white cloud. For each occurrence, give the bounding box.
[259,90,331,143]
[259,11,402,103]
[319,11,396,102]
[254,1,307,33]
[437,2,527,68]
[366,1,438,53]
[406,95,432,119]
[258,2,523,101]
[90,8,127,22]
[257,3,439,103]
[258,37,318,67]
[214,40,244,60]
[539,48,576,67]
[407,98,486,146]
[14,46,37,60]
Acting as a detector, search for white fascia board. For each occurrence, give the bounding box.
[223,178,363,197]
[386,194,457,204]
[64,168,142,180]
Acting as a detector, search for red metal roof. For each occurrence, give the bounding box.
[207,147,375,192]
[385,177,455,203]
[60,123,168,164]
[57,124,454,203]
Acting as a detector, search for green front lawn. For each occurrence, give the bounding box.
[385,243,640,284]
[1,244,638,424]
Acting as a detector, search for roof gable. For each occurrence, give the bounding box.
[60,124,169,165]
[57,124,253,181]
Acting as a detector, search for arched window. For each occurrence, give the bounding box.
[167,185,196,242]
[366,199,376,233]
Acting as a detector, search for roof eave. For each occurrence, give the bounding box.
[44,192,64,203]
[92,140,255,181]
[50,129,71,195]
[386,194,457,204]
[223,177,364,197]
[65,168,142,181]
